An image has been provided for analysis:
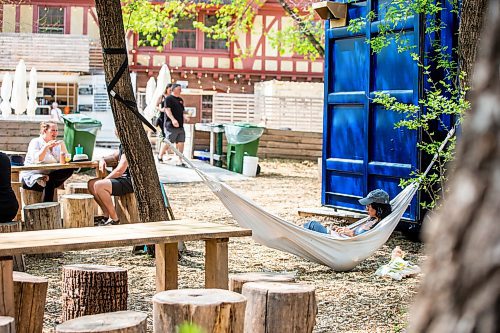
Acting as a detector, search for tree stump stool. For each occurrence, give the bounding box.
[24,202,62,231]
[153,289,246,333]
[21,188,43,207]
[0,222,25,272]
[0,316,15,332]
[62,264,128,322]
[23,202,62,257]
[61,194,94,228]
[229,272,296,294]
[242,282,317,333]
[66,182,100,216]
[115,193,139,224]
[56,311,147,333]
[13,272,48,333]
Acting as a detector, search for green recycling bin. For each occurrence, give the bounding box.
[224,123,265,173]
[62,115,102,160]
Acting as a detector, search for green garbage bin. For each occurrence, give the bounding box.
[61,115,102,160]
[224,123,265,173]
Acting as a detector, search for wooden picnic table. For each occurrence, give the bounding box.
[10,161,101,220]
[0,219,252,317]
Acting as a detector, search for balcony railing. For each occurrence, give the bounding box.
[0,33,90,72]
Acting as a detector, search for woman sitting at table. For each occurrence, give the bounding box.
[0,152,19,222]
[21,121,73,202]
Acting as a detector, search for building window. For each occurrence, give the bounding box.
[204,15,228,50]
[172,19,196,49]
[201,95,213,123]
[38,7,65,34]
[36,82,76,115]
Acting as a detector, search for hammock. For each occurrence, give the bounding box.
[164,128,453,271]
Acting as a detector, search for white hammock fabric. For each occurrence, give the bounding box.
[165,127,453,270]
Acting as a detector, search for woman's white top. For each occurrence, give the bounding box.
[21,136,61,187]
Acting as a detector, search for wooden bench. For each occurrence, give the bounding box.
[0,219,252,317]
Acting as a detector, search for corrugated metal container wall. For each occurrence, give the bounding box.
[321,0,457,223]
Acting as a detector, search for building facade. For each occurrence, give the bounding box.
[0,0,323,123]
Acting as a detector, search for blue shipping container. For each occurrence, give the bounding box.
[321,0,457,223]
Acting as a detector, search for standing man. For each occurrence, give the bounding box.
[50,102,63,122]
[163,83,189,166]
[156,83,172,162]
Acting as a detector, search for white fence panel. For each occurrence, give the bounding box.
[213,93,256,123]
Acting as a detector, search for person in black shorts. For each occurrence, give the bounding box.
[0,152,19,222]
[163,83,189,166]
[87,145,133,225]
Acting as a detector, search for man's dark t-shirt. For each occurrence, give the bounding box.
[163,95,185,130]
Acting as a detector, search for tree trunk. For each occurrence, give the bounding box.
[13,272,48,333]
[94,0,169,223]
[242,282,316,333]
[458,0,488,88]
[153,289,246,333]
[56,311,147,333]
[61,264,128,322]
[410,1,500,332]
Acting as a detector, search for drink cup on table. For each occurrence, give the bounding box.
[65,153,72,163]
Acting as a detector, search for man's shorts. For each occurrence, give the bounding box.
[110,177,134,196]
[164,126,186,143]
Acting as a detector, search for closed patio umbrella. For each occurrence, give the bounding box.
[0,73,13,117]
[26,67,38,116]
[144,64,170,120]
[11,60,28,115]
[144,77,156,119]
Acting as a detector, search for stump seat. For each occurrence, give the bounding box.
[56,311,147,333]
[61,194,94,228]
[229,272,296,293]
[115,192,139,224]
[153,288,246,333]
[62,264,128,322]
[242,282,317,333]
[0,222,25,272]
[0,316,14,332]
[13,272,48,333]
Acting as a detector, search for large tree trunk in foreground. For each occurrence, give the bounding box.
[410,1,500,332]
[458,0,488,88]
[94,0,168,223]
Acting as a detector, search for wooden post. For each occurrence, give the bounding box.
[0,222,25,272]
[242,282,317,333]
[61,264,128,322]
[56,311,147,333]
[115,193,139,224]
[66,183,100,216]
[229,272,296,294]
[153,289,246,333]
[23,202,62,231]
[0,257,14,318]
[205,238,228,289]
[0,316,15,332]
[61,194,94,228]
[13,272,48,333]
[155,243,178,292]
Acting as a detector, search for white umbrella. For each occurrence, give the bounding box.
[0,73,13,117]
[145,77,156,111]
[26,67,38,116]
[144,64,171,120]
[11,59,28,115]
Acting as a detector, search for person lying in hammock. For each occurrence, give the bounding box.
[304,189,392,237]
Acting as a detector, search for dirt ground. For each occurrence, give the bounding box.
[28,158,425,332]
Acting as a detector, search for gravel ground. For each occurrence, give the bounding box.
[27,158,424,332]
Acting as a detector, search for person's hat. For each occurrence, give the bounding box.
[359,189,390,205]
